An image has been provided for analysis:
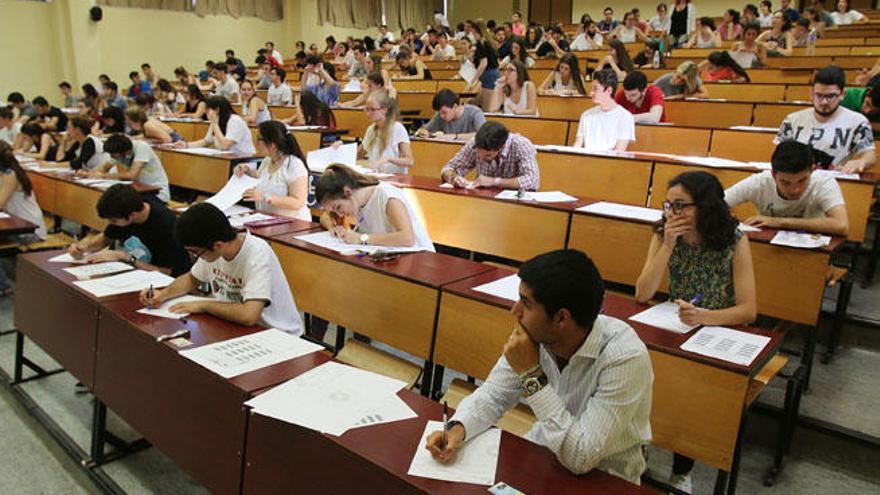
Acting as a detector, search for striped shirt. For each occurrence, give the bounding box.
[440,133,541,191]
[452,315,653,484]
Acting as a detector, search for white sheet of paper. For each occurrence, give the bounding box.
[350,392,418,430]
[175,147,225,156]
[294,230,423,255]
[728,126,778,132]
[770,231,831,249]
[73,269,174,298]
[408,420,501,486]
[677,155,749,169]
[680,326,771,366]
[307,143,358,173]
[458,60,477,82]
[179,328,324,378]
[826,170,860,180]
[342,79,362,92]
[629,302,698,334]
[472,274,520,302]
[229,212,274,228]
[494,190,577,202]
[245,361,407,435]
[136,294,216,319]
[225,204,253,216]
[577,201,663,223]
[747,161,772,170]
[49,252,86,264]
[62,262,133,279]
[0,212,11,219]
[205,175,260,212]
[738,223,761,233]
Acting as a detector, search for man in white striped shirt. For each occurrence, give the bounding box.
[426,249,653,484]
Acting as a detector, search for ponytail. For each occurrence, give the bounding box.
[0,142,33,196]
[315,164,379,204]
[258,120,308,171]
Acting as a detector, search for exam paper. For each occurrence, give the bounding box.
[676,155,749,169]
[738,223,761,233]
[229,212,273,228]
[0,212,10,219]
[472,274,520,302]
[629,302,698,334]
[408,420,501,486]
[576,201,663,223]
[342,79,362,92]
[458,60,477,82]
[48,252,86,264]
[205,175,260,212]
[179,328,324,378]
[73,269,174,298]
[729,125,778,132]
[826,170,860,180]
[62,261,133,279]
[494,190,577,202]
[136,294,216,320]
[307,143,357,173]
[174,147,225,156]
[680,326,771,366]
[294,230,424,255]
[770,231,831,249]
[351,392,419,429]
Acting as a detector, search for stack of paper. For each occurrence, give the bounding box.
[205,175,260,212]
[179,328,324,378]
[136,294,216,319]
[629,302,698,334]
[680,326,771,366]
[73,269,174,298]
[294,231,423,255]
[472,274,520,302]
[577,201,663,223]
[175,147,225,156]
[63,261,133,279]
[245,361,416,435]
[770,231,831,249]
[494,190,578,202]
[307,143,357,173]
[407,421,501,486]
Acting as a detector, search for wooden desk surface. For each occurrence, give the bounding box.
[242,218,319,239]
[157,147,258,193]
[243,389,655,495]
[0,213,38,237]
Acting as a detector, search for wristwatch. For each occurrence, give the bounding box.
[359,233,370,245]
[126,254,138,267]
[521,371,548,398]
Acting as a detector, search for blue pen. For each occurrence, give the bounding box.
[689,294,702,306]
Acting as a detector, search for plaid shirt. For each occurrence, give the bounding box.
[440,133,540,191]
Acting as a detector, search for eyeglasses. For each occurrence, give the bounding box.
[813,92,841,101]
[364,106,383,113]
[186,246,209,261]
[662,200,697,214]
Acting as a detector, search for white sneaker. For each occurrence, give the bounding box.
[668,473,693,494]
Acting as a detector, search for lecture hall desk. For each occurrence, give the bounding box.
[162,118,338,153]
[242,386,657,495]
[0,212,38,238]
[156,147,258,194]
[434,267,784,482]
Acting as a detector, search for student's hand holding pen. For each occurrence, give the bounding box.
[139,286,167,308]
[425,422,466,463]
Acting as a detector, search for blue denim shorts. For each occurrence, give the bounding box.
[480,68,500,89]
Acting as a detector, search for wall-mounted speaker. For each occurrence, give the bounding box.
[90,6,103,22]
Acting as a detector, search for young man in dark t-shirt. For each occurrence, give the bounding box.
[68,184,191,276]
[32,96,68,132]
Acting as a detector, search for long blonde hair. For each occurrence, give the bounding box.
[676,61,699,95]
[363,90,400,156]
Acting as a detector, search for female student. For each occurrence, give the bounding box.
[499,38,535,69]
[634,170,756,491]
[612,11,649,43]
[174,66,197,87]
[16,123,59,160]
[539,53,587,95]
[178,84,207,120]
[757,11,794,56]
[81,83,106,115]
[466,21,500,110]
[233,121,310,221]
[830,0,868,25]
[240,80,271,125]
[601,39,636,81]
[283,90,337,129]
[525,26,542,49]
[101,106,126,134]
[654,62,708,99]
[174,96,255,155]
[719,9,743,41]
[354,90,412,174]
[316,164,434,252]
[395,52,433,80]
[155,79,182,114]
[0,142,47,295]
[730,21,767,69]
[669,0,697,47]
[125,106,183,143]
[699,51,751,82]
[490,60,538,116]
[685,17,722,48]
[55,116,108,171]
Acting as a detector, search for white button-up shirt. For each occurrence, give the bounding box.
[452,315,653,484]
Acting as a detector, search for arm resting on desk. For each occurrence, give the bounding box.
[451,355,524,441]
[745,205,849,237]
[199,299,265,327]
[840,149,876,174]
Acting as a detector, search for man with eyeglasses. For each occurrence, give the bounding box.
[139,203,304,335]
[775,65,875,173]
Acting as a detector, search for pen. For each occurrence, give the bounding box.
[442,401,449,449]
[147,284,154,310]
[156,329,190,343]
[689,294,702,306]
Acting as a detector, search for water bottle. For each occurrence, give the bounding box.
[806,29,817,56]
[652,50,661,69]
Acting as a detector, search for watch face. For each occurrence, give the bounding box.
[523,377,541,395]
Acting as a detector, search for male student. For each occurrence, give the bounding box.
[225,49,247,81]
[69,184,191,276]
[0,107,22,146]
[88,134,170,202]
[56,116,108,171]
[267,67,293,106]
[725,140,849,236]
[32,96,68,132]
[254,56,273,90]
[212,62,241,104]
[266,41,284,65]
[440,121,540,190]
[615,71,666,123]
[776,65,875,173]
[104,82,128,109]
[141,63,160,87]
[128,71,153,98]
[347,44,370,79]
[139,203,304,335]
[573,68,635,151]
[415,89,486,141]
[6,92,38,123]
[59,81,80,108]
[536,25,570,58]
[425,249,653,484]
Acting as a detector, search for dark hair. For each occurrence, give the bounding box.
[366,71,385,88]
[322,62,337,80]
[101,106,125,133]
[134,92,156,108]
[623,71,649,91]
[174,66,189,77]
[609,39,635,74]
[593,67,619,93]
[258,121,307,168]
[503,59,530,96]
[129,71,139,80]
[157,79,174,93]
[761,0,772,8]
[7,93,24,104]
[657,171,739,251]
[771,140,814,173]
[871,85,880,109]
[141,63,151,69]
[205,96,235,133]
[707,51,751,82]
[103,133,134,155]
[0,141,33,196]
[213,62,227,72]
[0,107,13,120]
[185,83,205,101]
[225,49,235,56]
[59,81,72,90]
[69,115,93,135]
[744,4,759,16]
[796,17,811,30]
[175,203,237,248]
[315,164,380,204]
[97,184,145,219]
[474,121,509,150]
[294,50,307,60]
[305,54,323,66]
[518,249,605,329]
[82,83,99,99]
[699,16,716,30]
[106,81,119,92]
[270,67,287,82]
[99,74,110,82]
[32,96,48,107]
[21,122,45,139]
[813,65,846,91]
[742,20,762,34]
[432,88,459,110]
[726,9,741,23]
[299,91,335,128]
[557,53,587,95]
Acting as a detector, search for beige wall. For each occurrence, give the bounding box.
[571,0,735,23]
[0,0,63,106]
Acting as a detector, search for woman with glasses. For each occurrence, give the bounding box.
[233,121,310,221]
[489,60,538,116]
[352,90,413,174]
[635,170,756,492]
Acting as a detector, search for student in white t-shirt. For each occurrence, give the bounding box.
[233,121,311,221]
[0,107,22,146]
[316,164,434,252]
[140,202,304,335]
[266,67,293,106]
[87,134,171,202]
[175,96,256,155]
[212,62,240,104]
[830,0,868,25]
[572,68,635,152]
[725,141,849,236]
[349,90,412,174]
